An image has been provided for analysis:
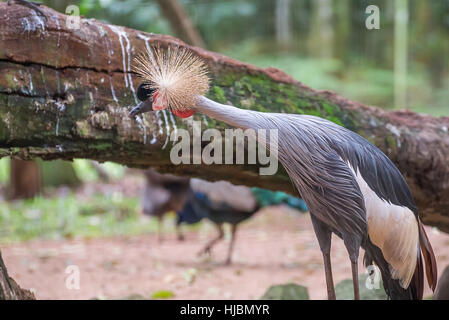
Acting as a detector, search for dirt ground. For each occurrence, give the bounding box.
[2,207,449,300]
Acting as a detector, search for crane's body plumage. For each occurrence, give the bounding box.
[132,46,437,300]
[195,96,436,299]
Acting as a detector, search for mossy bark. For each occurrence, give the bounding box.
[1,3,449,232]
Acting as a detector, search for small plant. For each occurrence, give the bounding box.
[151,290,175,299]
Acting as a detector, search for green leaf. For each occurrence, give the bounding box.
[151,290,175,299]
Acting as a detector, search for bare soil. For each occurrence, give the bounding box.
[2,207,449,300]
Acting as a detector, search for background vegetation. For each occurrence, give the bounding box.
[1,0,448,243]
[68,0,449,116]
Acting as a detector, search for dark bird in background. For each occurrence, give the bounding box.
[142,169,307,264]
[131,45,438,299]
[177,179,308,265]
[141,168,190,241]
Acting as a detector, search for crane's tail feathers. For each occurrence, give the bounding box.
[364,241,421,299]
[364,220,437,300]
[418,219,438,291]
[412,250,424,299]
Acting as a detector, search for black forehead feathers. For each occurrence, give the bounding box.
[137,83,155,101]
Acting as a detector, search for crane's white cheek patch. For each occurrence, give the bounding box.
[153,92,167,111]
[348,164,418,289]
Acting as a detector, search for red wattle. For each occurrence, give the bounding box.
[172,109,195,118]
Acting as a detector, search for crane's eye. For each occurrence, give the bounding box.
[137,83,155,102]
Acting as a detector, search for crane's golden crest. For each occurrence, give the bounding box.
[133,45,210,115]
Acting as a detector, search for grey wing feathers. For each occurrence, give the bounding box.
[335,129,418,215]
[282,146,367,237]
[289,114,418,216]
[266,114,368,237]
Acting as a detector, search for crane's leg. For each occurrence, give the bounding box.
[310,214,336,300]
[225,224,237,265]
[342,233,362,300]
[198,223,224,257]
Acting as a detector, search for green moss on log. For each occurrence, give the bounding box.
[385,134,398,152]
[208,71,357,130]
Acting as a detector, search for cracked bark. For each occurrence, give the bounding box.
[0,251,35,300]
[0,4,449,234]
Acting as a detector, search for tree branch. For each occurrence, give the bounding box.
[154,0,206,48]
[1,3,449,231]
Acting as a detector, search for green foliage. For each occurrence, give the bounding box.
[0,157,9,184]
[72,159,98,182]
[79,0,102,13]
[212,86,227,104]
[0,157,128,186]
[40,160,81,187]
[224,39,449,116]
[78,0,172,35]
[73,159,126,182]
[0,193,156,243]
[151,290,175,299]
[54,0,448,117]
[101,162,127,179]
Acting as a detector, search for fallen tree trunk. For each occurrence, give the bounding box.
[1,3,449,232]
[0,251,35,300]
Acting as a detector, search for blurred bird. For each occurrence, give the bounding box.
[177,179,308,264]
[141,168,190,241]
[131,45,437,300]
[142,169,307,260]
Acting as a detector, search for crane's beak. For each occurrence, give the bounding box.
[129,98,153,116]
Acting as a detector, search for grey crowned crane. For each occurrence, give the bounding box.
[130,46,437,300]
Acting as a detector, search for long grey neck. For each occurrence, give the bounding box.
[195,96,260,130]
